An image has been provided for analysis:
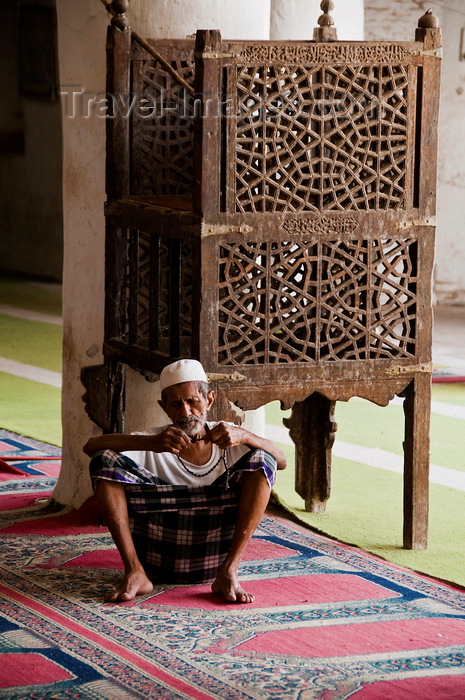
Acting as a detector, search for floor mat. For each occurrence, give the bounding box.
[267,389,465,590]
[0,429,61,477]
[1,433,465,698]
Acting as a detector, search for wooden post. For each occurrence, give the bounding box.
[104,11,131,434]
[402,374,431,549]
[193,29,222,218]
[105,23,131,201]
[415,10,442,219]
[399,10,442,549]
[104,22,131,366]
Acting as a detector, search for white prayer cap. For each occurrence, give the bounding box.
[160,359,208,392]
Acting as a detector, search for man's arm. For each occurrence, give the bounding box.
[207,422,287,470]
[83,426,191,457]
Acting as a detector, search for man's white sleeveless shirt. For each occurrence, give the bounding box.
[121,422,250,486]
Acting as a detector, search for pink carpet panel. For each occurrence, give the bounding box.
[0,429,465,699]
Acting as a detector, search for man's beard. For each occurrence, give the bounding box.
[174,415,205,438]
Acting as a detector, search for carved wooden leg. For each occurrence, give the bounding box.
[402,374,431,550]
[107,360,126,433]
[209,387,244,426]
[284,393,337,513]
[80,360,126,433]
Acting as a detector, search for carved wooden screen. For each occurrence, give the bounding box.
[96,6,442,554]
[104,37,198,369]
[121,228,195,358]
[217,237,418,366]
[195,36,438,385]
[100,17,440,548]
[228,47,414,213]
[129,39,195,197]
[104,25,439,399]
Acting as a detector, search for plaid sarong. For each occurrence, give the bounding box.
[90,448,277,584]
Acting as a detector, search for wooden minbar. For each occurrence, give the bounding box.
[83,1,442,549]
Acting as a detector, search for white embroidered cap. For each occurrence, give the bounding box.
[159,359,208,391]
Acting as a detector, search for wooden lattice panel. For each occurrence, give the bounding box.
[131,58,195,196]
[121,229,194,355]
[234,63,410,213]
[218,237,417,365]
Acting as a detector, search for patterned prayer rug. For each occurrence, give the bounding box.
[1,431,465,699]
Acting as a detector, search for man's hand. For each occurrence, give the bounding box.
[152,426,192,454]
[207,422,247,449]
[207,422,287,470]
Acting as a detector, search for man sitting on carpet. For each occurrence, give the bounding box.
[84,359,286,605]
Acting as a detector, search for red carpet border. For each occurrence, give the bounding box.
[0,430,465,698]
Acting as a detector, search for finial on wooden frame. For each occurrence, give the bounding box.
[110,0,129,30]
[415,8,441,50]
[418,9,439,29]
[313,0,338,42]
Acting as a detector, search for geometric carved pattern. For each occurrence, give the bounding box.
[131,59,195,196]
[179,239,194,346]
[218,239,416,364]
[370,238,417,358]
[237,43,411,64]
[121,230,193,356]
[235,63,409,213]
[281,216,359,235]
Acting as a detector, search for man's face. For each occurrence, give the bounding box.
[159,381,215,437]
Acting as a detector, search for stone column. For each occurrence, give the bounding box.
[435,0,465,304]
[133,0,271,40]
[53,0,271,508]
[270,0,364,41]
[54,0,108,508]
[365,0,465,305]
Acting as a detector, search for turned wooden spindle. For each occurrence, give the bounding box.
[313,0,338,42]
[110,0,129,30]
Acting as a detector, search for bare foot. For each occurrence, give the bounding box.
[211,566,254,604]
[105,568,153,603]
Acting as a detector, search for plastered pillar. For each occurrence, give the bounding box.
[132,0,271,40]
[365,0,465,304]
[54,0,271,508]
[54,0,108,508]
[435,0,465,304]
[270,0,364,41]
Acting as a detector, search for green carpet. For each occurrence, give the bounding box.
[0,277,62,316]
[267,392,465,589]
[0,313,62,372]
[0,372,62,446]
[0,277,62,446]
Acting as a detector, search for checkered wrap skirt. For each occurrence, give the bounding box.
[89,449,277,584]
